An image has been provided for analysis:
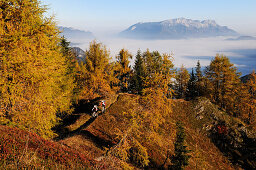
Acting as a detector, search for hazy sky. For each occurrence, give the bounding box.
[40,0,256,75]
[41,0,256,35]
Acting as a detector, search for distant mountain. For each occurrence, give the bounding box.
[120,18,238,39]
[240,73,254,83]
[226,36,256,41]
[59,26,94,40]
[71,47,86,62]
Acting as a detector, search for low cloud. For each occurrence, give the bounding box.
[70,36,256,75]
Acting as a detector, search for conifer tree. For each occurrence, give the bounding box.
[132,50,145,94]
[0,0,74,137]
[161,53,175,98]
[141,52,174,97]
[116,49,132,92]
[59,36,77,105]
[233,83,252,119]
[79,40,117,99]
[133,50,174,97]
[143,49,154,75]
[170,121,191,170]
[140,51,174,131]
[205,54,241,113]
[247,70,256,97]
[175,65,190,99]
[195,60,204,97]
[195,60,203,82]
[186,69,197,99]
[245,71,256,124]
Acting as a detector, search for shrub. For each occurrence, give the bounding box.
[129,139,149,167]
[0,125,94,169]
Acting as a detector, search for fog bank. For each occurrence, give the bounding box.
[70,36,256,76]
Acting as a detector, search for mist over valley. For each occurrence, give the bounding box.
[64,32,256,76]
[59,18,255,76]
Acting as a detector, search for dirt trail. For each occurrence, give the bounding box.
[54,94,119,159]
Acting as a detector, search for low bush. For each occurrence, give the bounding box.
[0,125,94,169]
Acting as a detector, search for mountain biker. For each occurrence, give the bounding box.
[101,100,106,113]
[92,105,98,117]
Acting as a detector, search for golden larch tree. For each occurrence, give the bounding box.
[79,40,117,99]
[0,0,74,138]
[205,54,241,114]
[115,48,132,92]
[175,65,190,99]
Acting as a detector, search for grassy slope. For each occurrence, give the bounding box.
[60,93,235,169]
[1,93,238,169]
[57,94,131,169]
[0,125,95,169]
[171,99,235,169]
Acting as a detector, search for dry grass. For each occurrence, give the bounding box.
[0,125,94,169]
[1,94,237,169]
[83,94,234,169]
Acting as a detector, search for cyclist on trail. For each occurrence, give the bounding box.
[92,105,98,117]
[101,100,106,113]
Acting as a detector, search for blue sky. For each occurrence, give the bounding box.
[41,0,256,35]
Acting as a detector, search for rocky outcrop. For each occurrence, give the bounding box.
[192,97,256,169]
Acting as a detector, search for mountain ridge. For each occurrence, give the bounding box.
[226,35,256,41]
[59,26,94,40]
[120,18,238,39]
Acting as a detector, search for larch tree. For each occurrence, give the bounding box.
[175,65,190,99]
[59,36,77,108]
[233,83,252,120]
[115,48,132,92]
[205,54,241,113]
[140,51,174,131]
[162,53,175,98]
[80,40,117,99]
[0,0,74,137]
[245,71,256,125]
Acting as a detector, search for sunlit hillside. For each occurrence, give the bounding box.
[1,0,255,169]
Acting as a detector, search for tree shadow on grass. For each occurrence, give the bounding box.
[54,115,115,149]
[53,97,103,140]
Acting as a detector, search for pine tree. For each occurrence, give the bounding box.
[195,60,203,82]
[0,0,74,137]
[195,60,204,97]
[132,50,145,94]
[170,121,191,170]
[186,69,197,99]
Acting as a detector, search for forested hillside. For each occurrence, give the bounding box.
[0,0,255,169]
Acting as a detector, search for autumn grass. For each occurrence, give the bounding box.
[85,93,234,169]
[0,125,94,169]
[172,99,235,169]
